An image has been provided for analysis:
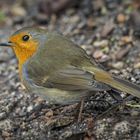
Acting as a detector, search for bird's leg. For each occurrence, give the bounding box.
[77,99,84,122]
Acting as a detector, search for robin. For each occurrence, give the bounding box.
[0,27,140,104]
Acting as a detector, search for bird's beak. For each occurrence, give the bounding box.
[0,42,13,47]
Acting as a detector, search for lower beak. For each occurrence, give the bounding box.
[0,42,13,47]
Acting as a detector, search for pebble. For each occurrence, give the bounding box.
[93,40,108,47]
[93,0,104,11]
[11,4,26,17]
[2,130,11,137]
[93,50,103,59]
[130,77,136,83]
[0,112,6,119]
[27,105,33,112]
[116,45,131,60]
[134,62,140,68]
[87,17,96,28]
[101,19,115,37]
[99,54,110,62]
[120,36,132,44]
[78,22,86,29]
[111,61,124,69]
[69,15,80,23]
[117,13,126,23]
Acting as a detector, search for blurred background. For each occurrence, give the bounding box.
[0,0,140,139]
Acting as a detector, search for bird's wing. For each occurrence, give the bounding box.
[25,64,110,92]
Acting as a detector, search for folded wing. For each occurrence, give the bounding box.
[31,65,110,92]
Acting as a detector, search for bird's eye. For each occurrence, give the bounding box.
[22,35,30,41]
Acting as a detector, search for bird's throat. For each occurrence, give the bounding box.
[12,47,35,76]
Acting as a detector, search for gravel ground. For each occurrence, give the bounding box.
[0,0,140,139]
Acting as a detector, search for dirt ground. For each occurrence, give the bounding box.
[0,0,140,139]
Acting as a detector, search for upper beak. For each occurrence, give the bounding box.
[0,42,13,47]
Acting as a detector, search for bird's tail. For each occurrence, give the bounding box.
[84,66,140,98]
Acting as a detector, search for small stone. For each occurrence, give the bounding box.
[0,112,6,119]
[93,0,104,11]
[99,54,110,62]
[93,50,103,59]
[116,45,131,60]
[87,17,96,28]
[101,19,115,37]
[111,62,124,69]
[69,15,80,23]
[78,22,86,29]
[121,36,132,44]
[27,105,33,112]
[2,130,11,137]
[11,4,26,17]
[130,77,136,83]
[134,62,140,68]
[109,69,120,75]
[117,13,126,23]
[93,40,108,47]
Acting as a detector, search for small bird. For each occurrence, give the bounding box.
[0,27,140,104]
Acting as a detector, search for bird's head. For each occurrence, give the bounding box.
[0,27,46,70]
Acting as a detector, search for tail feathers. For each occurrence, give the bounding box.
[110,76,140,98]
[84,66,140,98]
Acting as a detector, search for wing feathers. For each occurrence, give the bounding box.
[40,66,110,91]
